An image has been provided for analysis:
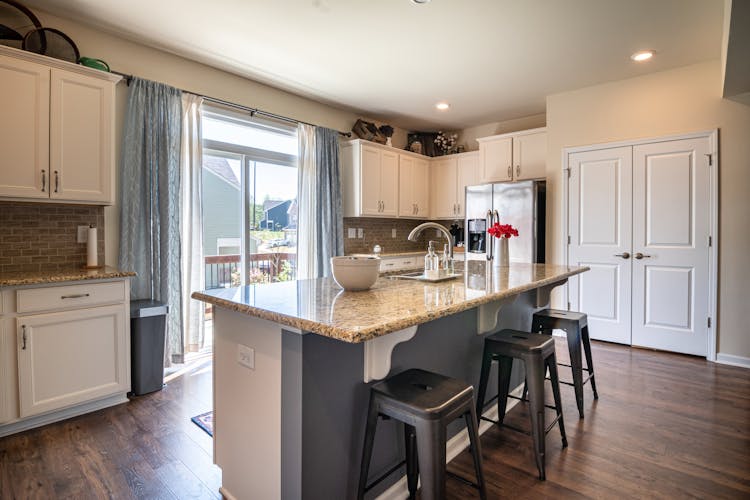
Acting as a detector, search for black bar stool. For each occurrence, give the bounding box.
[476,329,567,480]
[357,368,487,500]
[531,309,598,418]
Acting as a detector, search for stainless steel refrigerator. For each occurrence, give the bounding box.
[464,180,546,263]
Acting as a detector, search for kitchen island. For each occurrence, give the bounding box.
[192,261,587,500]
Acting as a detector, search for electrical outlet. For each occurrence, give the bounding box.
[77,225,89,243]
[357,228,364,239]
[391,228,397,238]
[237,344,254,370]
[347,228,356,239]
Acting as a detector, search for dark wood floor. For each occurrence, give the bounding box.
[1,341,748,499]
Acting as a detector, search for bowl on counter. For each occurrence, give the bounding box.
[330,256,380,291]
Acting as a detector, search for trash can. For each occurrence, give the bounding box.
[130,300,169,396]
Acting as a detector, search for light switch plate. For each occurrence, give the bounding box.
[77,225,89,243]
[237,344,254,370]
[347,228,356,239]
[391,228,397,238]
[357,228,364,239]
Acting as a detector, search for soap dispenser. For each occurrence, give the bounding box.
[425,241,439,279]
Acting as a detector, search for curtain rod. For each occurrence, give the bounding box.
[111,70,352,137]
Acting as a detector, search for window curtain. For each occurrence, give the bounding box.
[297,123,318,279]
[119,77,183,366]
[314,127,344,277]
[180,94,205,355]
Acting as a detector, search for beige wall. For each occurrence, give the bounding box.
[33,10,364,267]
[458,114,547,152]
[545,59,750,359]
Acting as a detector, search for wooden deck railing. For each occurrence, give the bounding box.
[204,252,297,289]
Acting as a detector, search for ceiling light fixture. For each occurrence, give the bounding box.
[411,0,431,4]
[435,102,450,111]
[631,50,655,62]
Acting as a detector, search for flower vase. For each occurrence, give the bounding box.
[493,237,509,268]
[386,137,393,147]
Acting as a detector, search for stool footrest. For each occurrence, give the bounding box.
[557,361,593,372]
[506,393,559,411]
[546,373,594,387]
[446,470,482,490]
[364,459,406,493]
[545,413,563,434]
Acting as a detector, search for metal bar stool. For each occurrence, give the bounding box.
[531,309,598,418]
[476,329,567,480]
[357,368,487,500]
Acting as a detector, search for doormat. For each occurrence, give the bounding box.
[191,411,213,437]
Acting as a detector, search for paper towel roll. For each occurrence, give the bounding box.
[87,226,98,267]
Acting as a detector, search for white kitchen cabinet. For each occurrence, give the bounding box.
[0,46,119,205]
[478,128,546,183]
[17,304,128,418]
[342,141,399,217]
[0,278,130,435]
[430,152,478,219]
[399,154,430,218]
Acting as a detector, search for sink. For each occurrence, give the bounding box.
[389,271,462,283]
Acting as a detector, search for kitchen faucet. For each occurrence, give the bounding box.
[407,222,454,264]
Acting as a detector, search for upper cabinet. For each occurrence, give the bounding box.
[342,141,399,217]
[398,154,429,218]
[0,47,120,205]
[430,151,478,219]
[478,128,546,183]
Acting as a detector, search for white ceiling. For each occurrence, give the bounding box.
[24,0,724,130]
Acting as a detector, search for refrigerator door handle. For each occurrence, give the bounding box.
[486,209,494,261]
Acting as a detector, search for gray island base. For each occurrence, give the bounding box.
[192,262,588,499]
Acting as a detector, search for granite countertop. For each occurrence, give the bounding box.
[0,266,136,287]
[192,261,588,343]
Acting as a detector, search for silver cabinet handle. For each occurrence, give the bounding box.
[61,293,90,299]
[54,170,59,193]
[507,165,512,178]
[456,203,460,214]
[634,252,652,260]
[41,170,46,192]
[516,165,521,177]
[614,252,631,259]
[21,325,27,350]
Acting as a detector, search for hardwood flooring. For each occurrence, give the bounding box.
[1,341,748,499]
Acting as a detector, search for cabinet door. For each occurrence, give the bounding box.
[479,137,512,183]
[398,155,416,217]
[50,69,114,203]
[430,158,457,219]
[16,304,128,418]
[360,146,382,215]
[379,150,399,216]
[413,158,430,218]
[513,132,546,180]
[0,55,49,199]
[456,153,478,218]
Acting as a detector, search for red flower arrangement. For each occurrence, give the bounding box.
[488,222,519,239]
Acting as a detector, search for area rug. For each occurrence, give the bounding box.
[191,411,214,437]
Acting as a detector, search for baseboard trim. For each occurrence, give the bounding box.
[375,382,525,500]
[0,393,128,438]
[715,353,750,369]
[218,486,239,500]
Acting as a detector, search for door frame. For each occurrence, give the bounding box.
[561,129,719,361]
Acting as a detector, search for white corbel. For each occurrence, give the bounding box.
[363,326,418,383]
[535,279,568,307]
[477,295,518,335]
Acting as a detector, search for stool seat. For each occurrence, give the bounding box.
[533,308,588,327]
[485,329,555,353]
[372,369,473,420]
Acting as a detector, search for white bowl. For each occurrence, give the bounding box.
[330,256,380,291]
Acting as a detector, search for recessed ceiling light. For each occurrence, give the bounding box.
[435,102,450,111]
[411,0,431,4]
[631,50,655,62]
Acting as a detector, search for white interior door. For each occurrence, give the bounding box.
[568,146,633,344]
[631,138,711,356]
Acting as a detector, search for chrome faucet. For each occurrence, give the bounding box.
[408,222,454,262]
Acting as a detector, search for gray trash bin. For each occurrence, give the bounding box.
[130,300,169,396]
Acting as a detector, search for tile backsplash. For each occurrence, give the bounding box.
[343,218,457,255]
[0,202,104,273]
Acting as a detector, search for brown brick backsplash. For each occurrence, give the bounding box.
[0,202,104,273]
[343,218,456,255]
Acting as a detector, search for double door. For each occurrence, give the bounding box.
[567,135,713,356]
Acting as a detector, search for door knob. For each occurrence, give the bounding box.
[614,252,630,259]
[634,252,652,259]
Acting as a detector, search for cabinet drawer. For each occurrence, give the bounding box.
[16,281,126,314]
[380,256,418,272]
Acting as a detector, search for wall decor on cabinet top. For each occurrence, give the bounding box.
[0,45,121,205]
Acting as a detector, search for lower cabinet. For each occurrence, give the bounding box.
[16,304,128,418]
